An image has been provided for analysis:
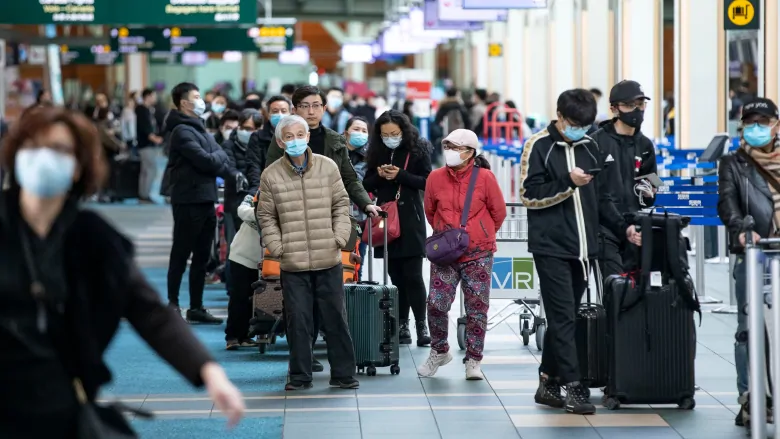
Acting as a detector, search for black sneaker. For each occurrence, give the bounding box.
[285,380,313,391]
[534,375,565,408]
[415,321,431,347]
[399,321,412,345]
[329,377,360,389]
[312,358,324,372]
[564,382,596,414]
[186,308,223,324]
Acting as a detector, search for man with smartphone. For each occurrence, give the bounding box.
[589,80,658,278]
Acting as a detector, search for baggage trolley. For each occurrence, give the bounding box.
[456,202,547,351]
[743,215,779,438]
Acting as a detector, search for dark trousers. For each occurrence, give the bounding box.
[387,256,427,322]
[598,235,639,280]
[536,255,588,384]
[223,212,240,286]
[281,264,356,382]
[225,261,258,341]
[167,202,216,309]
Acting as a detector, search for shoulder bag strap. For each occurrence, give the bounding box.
[738,148,780,193]
[460,166,481,227]
[394,152,412,200]
[665,212,702,324]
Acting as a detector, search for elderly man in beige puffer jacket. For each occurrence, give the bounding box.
[256,114,358,391]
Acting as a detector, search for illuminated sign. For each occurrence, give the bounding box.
[110,26,294,54]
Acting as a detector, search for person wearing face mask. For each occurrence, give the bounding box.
[363,110,434,347]
[214,110,240,146]
[322,88,352,134]
[165,82,248,324]
[0,106,246,437]
[246,95,293,190]
[256,114,358,391]
[589,80,657,279]
[717,97,780,427]
[204,95,229,134]
[418,129,507,380]
[520,89,640,415]
[222,109,264,254]
[344,116,371,279]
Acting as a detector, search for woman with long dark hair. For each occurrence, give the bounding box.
[363,110,432,346]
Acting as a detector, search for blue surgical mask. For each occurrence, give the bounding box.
[563,125,587,142]
[15,147,76,198]
[193,98,206,117]
[211,103,225,114]
[270,114,285,126]
[285,138,308,157]
[328,98,343,109]
[349,132,368,148]
[383,136,402,149]
[743,123,774,147]
[237,129,252,145]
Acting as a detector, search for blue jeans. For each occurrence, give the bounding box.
[734,256,749,396]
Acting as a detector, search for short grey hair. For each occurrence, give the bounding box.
[274,114,309,141]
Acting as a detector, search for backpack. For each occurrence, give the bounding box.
[443,108,465,135]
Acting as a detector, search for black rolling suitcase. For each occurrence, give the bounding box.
[601,211,700,410]
[344,211,401,376]
[576,273,608,391]
[109,155,141,200]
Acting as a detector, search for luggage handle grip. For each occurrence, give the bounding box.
[387,313,397,337]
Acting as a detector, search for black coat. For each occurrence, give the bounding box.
[363,138,433,259]
[0,188,213,406]
[222,131,251,215]
[246,122,274,191]
[717,150,776,253]
[166,110,234,205]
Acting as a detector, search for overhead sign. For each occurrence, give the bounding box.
[60,44,122,65]
[489,43,503,57]
[110,26,294,54]
[724,0,760,30]
[423,0,483,31]
[0,0,257,25]
[463,0,546,8]
[406,81,432,100]
[438,0,507,22]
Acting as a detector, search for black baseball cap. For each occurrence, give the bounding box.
[609,80,650,104]
[741,98,779,120]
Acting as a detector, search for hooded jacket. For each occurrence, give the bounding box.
[222,130,251,214]
[519,122,628,260]
[246,122,274,190]
[166,110,234,205]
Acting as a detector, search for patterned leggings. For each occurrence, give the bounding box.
[427,255,493,361]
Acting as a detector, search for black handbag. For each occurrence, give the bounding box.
[18,220,152,439]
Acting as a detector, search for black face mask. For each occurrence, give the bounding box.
[618,108,644,128]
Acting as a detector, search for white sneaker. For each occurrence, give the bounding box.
[417,350,453,377]
[465,358,484,380]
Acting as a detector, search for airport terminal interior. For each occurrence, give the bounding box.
[1,0,779,437]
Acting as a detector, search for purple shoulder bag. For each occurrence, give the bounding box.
[425,166,480,266]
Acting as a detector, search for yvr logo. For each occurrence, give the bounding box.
[492,257,535,290]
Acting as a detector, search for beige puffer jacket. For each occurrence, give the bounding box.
[256,148,352,272]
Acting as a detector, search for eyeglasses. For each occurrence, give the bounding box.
[617,101,648,111]
[297,103,323,111]
[442,143,468,152]
[380,132,402,139]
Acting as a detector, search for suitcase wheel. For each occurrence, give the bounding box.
[457,322,466,351]
[520,319,530,346]
[390,364,400,375]
[535,323,546,351]
[678,397,695,410]
[603,397,620,410]
[366,366,377,377]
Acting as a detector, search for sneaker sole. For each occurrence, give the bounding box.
[565,405,596,415]
[187,319,224,325]
[225,345,239,351]
[466,374,484,381]
[285,384,313,391]
[534,396,565,409]
[400,338,413,345]
[417,354,453,377]
[329,382,360,389]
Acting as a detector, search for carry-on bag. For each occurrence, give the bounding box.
[601,211,699,410]
[344,210,401,376]
[576,266,608,391]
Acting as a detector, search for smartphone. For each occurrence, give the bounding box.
[586,168,602,176]
[635,173,664,187]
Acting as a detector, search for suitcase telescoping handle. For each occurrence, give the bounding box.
[365,210,390,285]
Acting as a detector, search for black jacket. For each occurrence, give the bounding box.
[519,122,627,260]
[589,120,657,241]
[246,122,274,191]
[222,131,251,215]
[0,188,213,406]
[166,110,234,205]
[363,138,433,259]
[135,104,157,149]
[717,149,776,253]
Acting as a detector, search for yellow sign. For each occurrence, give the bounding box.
[259,26,286,38]
[489,43,503,57]
[727,0,754,26]
[60,44,69,53]
[170,27,181,38]
[118,27,129,38]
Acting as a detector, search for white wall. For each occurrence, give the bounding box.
[505,10,525,104]
[586,0,610,118]
[549,0,576,112]
[623,0,659,139]
[526,9,550,119]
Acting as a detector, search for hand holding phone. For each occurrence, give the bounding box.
[586,168,602,176]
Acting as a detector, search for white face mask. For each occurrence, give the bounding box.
[444,149,466,168]
[222,129,234,140]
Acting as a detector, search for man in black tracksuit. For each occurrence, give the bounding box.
[590,80,658,278]
[520,89,642,415]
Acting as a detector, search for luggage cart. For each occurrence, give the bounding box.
[456,203,547,351]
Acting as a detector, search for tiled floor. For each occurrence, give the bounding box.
[96,204,754,438]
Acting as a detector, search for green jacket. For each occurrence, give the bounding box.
[265,125,373,212]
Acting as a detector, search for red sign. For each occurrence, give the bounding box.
[405,81,432,100]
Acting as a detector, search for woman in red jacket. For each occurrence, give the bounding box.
[417,129,507,380]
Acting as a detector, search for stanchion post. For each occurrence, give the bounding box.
[717,226,728,263]
[695,225,723,304]
[771,256,780,439]
[746,236,767,439]
[712,252,738,314]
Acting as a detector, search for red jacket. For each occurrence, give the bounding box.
[424,163,507,263]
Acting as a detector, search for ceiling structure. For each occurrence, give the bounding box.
[259,0,387,22]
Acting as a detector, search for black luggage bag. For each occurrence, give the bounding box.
[344,211,401,376]
[601,211,700,410]
[576,275,608,391]
[109,156,141,200]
